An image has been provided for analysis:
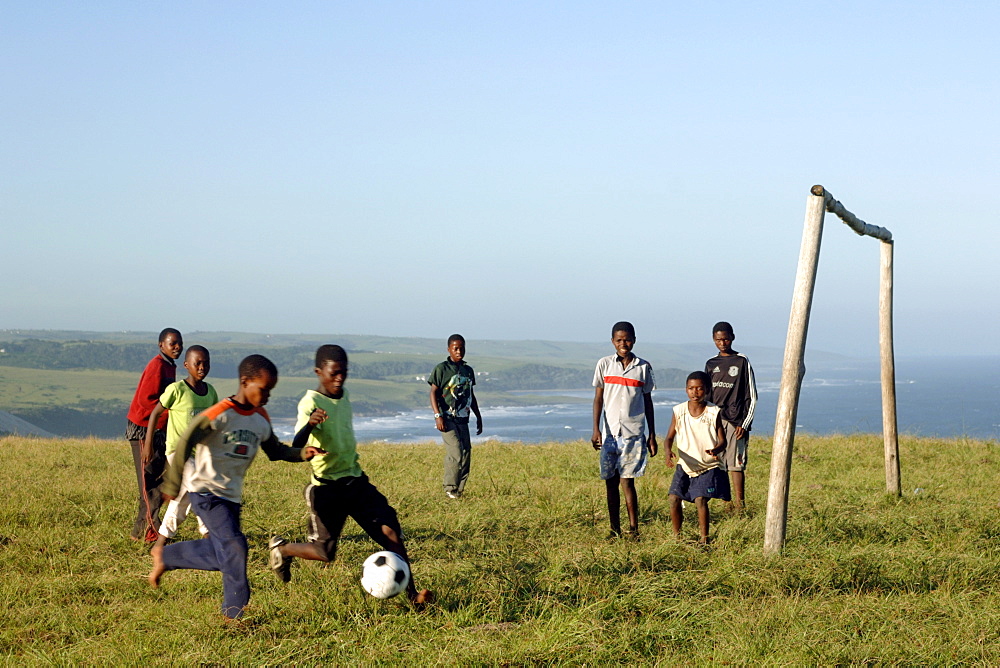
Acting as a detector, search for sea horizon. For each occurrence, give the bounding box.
[272,356,1000,444]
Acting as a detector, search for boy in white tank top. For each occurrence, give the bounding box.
[664,371,729,545]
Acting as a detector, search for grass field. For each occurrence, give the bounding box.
[2,433,999,664]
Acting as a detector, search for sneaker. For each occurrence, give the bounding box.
[268,536,292,583]
[445,491,462,499]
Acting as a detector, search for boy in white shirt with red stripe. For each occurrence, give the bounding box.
[591,321,657,540]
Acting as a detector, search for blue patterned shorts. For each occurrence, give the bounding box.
[668,465,731,502]
[599,435,648,480]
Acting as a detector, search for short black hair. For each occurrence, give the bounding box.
[158,327,181,343]
[315,344,348,367]
[687,370,711,386]
[185,345,209,360]
[238,354,277,380]
[447,334,465,345]
[712,321,734,336]
[611,321,636,338]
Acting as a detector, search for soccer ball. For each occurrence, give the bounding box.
[360,551,410,599]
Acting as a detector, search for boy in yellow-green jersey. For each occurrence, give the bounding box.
[268,344,433,610]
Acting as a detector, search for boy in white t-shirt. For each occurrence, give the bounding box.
[148,355,324,620]
[664,371,729,545]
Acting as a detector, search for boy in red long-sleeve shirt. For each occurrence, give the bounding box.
[124,328,182,541]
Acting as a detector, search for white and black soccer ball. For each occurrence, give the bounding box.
[360,551,410,599]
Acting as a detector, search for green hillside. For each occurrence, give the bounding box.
[0,331,699,438]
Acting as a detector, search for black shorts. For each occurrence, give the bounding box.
[306,474,401,562]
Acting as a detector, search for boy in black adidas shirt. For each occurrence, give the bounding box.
[704,321,757,511]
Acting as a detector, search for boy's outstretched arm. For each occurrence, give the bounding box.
[261,433,325,462]
[470,391,483,435]
[664,413,677,467]
[591,387,604,450]
[141,402,167,465]
[643,393,657,456]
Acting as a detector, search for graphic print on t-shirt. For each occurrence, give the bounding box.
[223,428,260,458]
[443,373,473,417]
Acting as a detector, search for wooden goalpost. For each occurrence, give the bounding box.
[763,185,898,556]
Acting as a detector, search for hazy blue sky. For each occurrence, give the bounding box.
[2,2,995,357]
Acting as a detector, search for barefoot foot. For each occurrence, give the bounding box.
[410,589,435,612]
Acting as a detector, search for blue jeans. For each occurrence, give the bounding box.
[161,493,249,619]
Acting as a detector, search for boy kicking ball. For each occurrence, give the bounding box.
[664,371,729,546]
[268,345,433,611]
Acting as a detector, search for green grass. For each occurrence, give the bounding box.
[2,434,999,664]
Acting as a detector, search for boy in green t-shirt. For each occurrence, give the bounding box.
[268,345,433,610]
[142,345,218,549]
[428,334,483,498]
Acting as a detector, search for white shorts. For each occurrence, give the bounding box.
[599,435,648,480]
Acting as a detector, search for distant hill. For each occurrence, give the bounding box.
[0,329,853,439]
[0,410,56,438]
[0,328,847,373]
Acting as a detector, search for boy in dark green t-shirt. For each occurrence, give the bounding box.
[428,334,483,498]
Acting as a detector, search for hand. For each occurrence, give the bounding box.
[591,431,602,451]
[308,408,328,427]
[647,435,658,457]
[664,450,676,468]
[140,442,152,466]
[734,426,746,441]
[435,416,447,433]
[303,446,327,460]
[475,418,483,436]
[707,445,726,458]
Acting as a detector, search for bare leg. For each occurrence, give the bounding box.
[278,542,328,561]
[695,497,710,544]
[148,540,166,588]
[620,477,639,534]
[604,476,621,535]
[730,471,745,510]
[668,494,683,537]
[374,524,432,609]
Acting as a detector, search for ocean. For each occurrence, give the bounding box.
[272,356,1000,444]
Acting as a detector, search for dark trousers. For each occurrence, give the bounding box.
[162,493,249,619]
[441,418,472,494]
[129,432,166,540]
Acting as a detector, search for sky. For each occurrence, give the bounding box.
[2,1,995,357]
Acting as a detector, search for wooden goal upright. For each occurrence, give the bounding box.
[764,185,898,556]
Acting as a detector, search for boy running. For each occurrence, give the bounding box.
[428,334,483,499]
[664,371,730,545]
[142,345,218,548]
[125,327,182,542]
[591,321,657,540]
[704,321,757,511]
[149,355,323,620]
[268,345,433,610]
